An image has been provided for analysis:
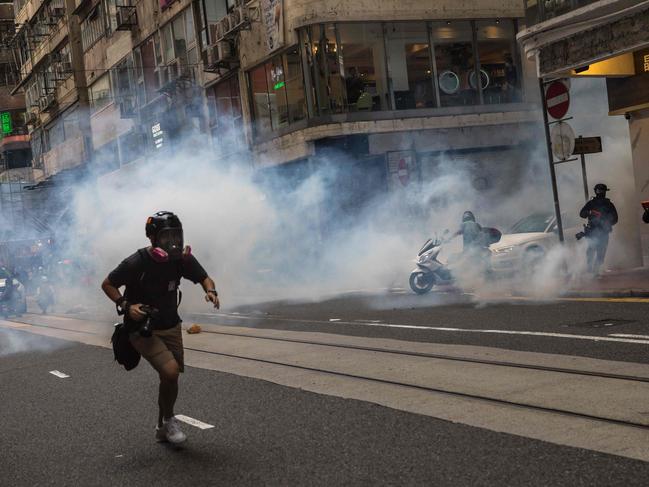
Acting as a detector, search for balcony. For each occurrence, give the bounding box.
[524,0,599,26]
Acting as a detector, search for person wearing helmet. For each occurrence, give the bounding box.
[101,211,220,444]
[579,184,618,275]
[456,211,483,251]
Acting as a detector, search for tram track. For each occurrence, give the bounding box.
[7,313,649,431]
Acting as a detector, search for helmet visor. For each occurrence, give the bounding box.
[156,228,184,259]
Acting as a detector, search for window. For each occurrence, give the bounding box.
[162,23,174,63]
[111,55,134,108]
[385,23,435,109]
[81,4,107,51]
[207,76,244,152]
[250,64,271,136]
[338,23,389,111]
[200,0,228,46]
[267,56,289,130]
[248,49,307,137]
[475,20,520,104]
[89,74,112,113]
[46,118,65,149]
[284,47,307,123]
[431,21,478,107]
[308,24,345,114]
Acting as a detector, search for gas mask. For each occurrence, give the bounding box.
[150,227,191,262]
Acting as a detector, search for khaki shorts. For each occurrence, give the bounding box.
[129,324,184,372]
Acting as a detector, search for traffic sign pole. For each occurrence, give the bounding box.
[540,78,565,243]
[581,153,589,202]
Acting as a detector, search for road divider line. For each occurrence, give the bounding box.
[175,415,214,430]
[610,334,649,340]
[190,311,649,346]
[49,370,69,378]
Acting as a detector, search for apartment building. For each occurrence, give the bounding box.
[11,0,542,218]
[0,1,31,180]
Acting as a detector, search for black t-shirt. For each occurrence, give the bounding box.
[108,248,208,330]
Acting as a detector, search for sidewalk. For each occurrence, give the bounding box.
[565,267,649,298]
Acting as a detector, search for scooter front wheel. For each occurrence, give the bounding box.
[409,271,436,294]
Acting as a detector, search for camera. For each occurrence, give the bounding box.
[575,231,585,240]
[137,305,159,338]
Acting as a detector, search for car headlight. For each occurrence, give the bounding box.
[493,246,515,254]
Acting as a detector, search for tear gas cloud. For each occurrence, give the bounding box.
[53,77,636,312]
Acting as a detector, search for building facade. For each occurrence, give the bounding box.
[11,0,542,221]
[518,0,649,266]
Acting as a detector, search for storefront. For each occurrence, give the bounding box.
[248,19,522,138]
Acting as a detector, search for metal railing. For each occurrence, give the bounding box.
[524,0,600,26]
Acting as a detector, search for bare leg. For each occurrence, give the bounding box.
[157,359,180,427]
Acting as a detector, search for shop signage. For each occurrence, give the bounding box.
[261,0,284,53]
[1,112,12,135]
[573,136,602,155]
[151,122,164,149]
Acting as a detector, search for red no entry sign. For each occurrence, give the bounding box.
[546,81,570,120]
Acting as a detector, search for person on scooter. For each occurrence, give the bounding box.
[455,211,492,275]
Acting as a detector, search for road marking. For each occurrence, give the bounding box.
[610,334,649,340]
[49,370,70,378]
[175,415,214,430]
[191,312,649,346]
[557,297,649,304]
[314,321,649,345]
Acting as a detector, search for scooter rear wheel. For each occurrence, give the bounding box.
[409,272,436,294]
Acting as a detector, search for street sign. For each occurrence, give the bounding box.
[550,122,576,160]
[1,112,12,135]
[546,81,570,120]
[387,150,415,189]
[573,136,602,155]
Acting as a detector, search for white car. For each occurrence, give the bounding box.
[489,213,580,275]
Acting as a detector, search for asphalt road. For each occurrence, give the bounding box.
[181,292,649,364]
[3,326,649,487]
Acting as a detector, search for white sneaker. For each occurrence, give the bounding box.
[155,424,168,442]
[162,417,187,444]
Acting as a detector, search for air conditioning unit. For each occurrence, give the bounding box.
[217,40,234,61]
[116,6,138,31]
[26,112,38,125]
[219,16,231,36]
[231,6,250,27]
[213,22,224,42]
[59,61,72,73]
[51,7,65,18]
[45,92,57,109]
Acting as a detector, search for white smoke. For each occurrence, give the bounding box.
[42,77,639,315]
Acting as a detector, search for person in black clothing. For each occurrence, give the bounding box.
[455,211,491,273]
[579,184,618,275]
[101,211,219,444]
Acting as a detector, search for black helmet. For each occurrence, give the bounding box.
[146,211,184,260]
[462,211,476,223]
[594,183,609,196]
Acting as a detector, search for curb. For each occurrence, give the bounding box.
[561,289,649,299]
